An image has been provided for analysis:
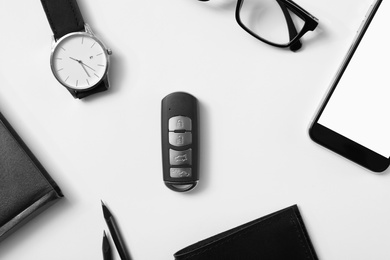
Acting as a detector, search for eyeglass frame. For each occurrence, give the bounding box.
[199,0,319,51]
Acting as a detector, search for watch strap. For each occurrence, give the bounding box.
[68,78,109,99]
[40,0,85,40]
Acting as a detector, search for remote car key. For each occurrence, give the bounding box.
[161,92,199,192]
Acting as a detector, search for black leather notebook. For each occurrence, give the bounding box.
[0,112,63,242]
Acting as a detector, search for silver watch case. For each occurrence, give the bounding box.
[50,24,112,91]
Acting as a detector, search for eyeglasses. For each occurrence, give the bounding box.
[198,0,319,51]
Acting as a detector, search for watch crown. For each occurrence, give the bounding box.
[107,49,112,55]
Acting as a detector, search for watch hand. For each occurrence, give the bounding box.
[79,63,91,77]
[69,57,81,62]
[79,61,96,72]
[69,57,90,77]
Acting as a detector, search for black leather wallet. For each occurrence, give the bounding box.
[174,205,318,260]
[0,112,63,242]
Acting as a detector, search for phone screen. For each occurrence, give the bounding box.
[317,0,389,158]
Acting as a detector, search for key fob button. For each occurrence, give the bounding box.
[169,132,192,146]
[169,149,192,165]
[170,168,192,178]
[169,116,192,131]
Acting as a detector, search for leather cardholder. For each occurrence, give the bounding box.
[0,112,63,242]
[174,205,318,260]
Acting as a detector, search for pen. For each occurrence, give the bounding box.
[101,201,130,260]
[102,231,112,260]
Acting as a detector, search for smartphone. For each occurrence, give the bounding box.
[309,0,390,172]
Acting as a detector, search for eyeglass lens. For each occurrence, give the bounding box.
[239,0,305,45]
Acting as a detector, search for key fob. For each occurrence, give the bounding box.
[161,92,199,192]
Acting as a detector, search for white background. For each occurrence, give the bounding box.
[0,0,389,259]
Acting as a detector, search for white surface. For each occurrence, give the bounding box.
[1,0,389,259]
[319,0,390,157]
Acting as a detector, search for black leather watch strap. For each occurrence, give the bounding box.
[40,0,85,40]
[68,79,109,99]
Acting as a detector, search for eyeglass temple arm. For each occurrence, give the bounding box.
[276,0,301,51]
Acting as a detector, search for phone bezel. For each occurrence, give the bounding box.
[309,0,389,172]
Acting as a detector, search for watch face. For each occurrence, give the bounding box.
[50,32,109,90]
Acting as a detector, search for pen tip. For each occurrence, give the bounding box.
[101,200,105,206]
[101,202,111,219]
[102,230,110,253]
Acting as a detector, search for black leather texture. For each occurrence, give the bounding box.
[174,205,318,260]
[69,79,109,99]
[40,0,85,40]
[0,112,63,242]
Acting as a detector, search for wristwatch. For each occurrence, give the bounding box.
[40,0,112,99]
